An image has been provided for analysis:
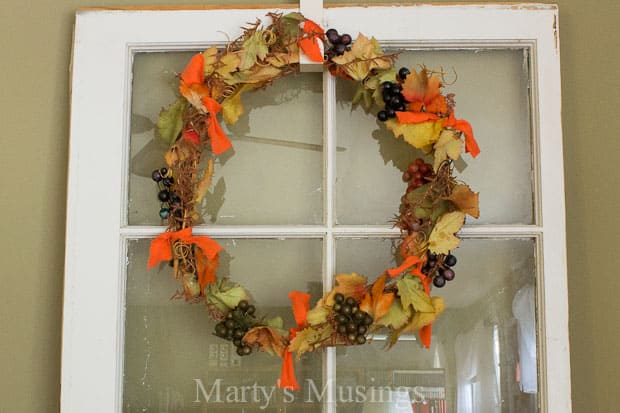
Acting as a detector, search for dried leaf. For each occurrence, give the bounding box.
[228,65,282,85]
[266,51,299,68]
[194,159,214,204]
[446,184,480,219]
[306,305,329,325]
[179,82,210,113]
[428,211,465,254]
[157,98,186,145]
[289,324,333,358]
[433,129,463,171]
[202,46,219,76]
[206,280,250,311]
[243,326,288,357]
[396,276,435,313]
[385,119,444,149]
[215,52,241,80]
[401,68,442,106]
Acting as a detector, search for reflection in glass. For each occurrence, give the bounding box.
[335,238,537,413]
[336,49,534,225]
[128,52,324,226]
[123,238,324,412]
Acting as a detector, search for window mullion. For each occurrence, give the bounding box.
[323,69,337,413]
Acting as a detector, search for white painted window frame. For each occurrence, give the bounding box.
[62,4,568,413]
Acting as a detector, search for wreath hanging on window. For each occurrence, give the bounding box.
[147,12,480,390]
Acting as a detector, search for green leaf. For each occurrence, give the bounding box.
[265,316,284,330]
[206,280,251,310]
[221,88,244,125]
[157,98,186,146]
[352,84,373,110]
[306,305,329,325]
[396,276,434,313]
[239,31,269,70]
[405,296,445,332]
[377,298,411,329]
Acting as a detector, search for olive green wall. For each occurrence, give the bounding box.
[0,0,617,411]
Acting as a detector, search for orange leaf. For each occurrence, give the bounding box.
[244,326,288,357]
[425,95,448,114]
[359,274,394,320]
[181,53,204,86]
[195,248,219,289]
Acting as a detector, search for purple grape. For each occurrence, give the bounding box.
[433,276,446,288]
[441,268,455,281]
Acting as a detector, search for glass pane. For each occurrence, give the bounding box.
[335,238,537,413]
[123,238,324,412]
[336,49,534,225]
[128,52,324,226]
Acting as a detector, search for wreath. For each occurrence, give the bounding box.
[147,12,480,390]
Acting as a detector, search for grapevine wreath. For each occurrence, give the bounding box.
[147,12,481,390]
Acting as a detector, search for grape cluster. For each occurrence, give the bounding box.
[403,158,434,193]
[424,252,457,288]
[377,67,411,122]
[332,293,373,345]
[324,28,352,61]
[213,300,257,356]
[151,167,182,220]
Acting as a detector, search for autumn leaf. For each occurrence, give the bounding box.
[202,46,219,76]
[352,84,373,110]
[179,81,210,113]
[433,129,463,171]
[306,305,329,325]
[195,248,219,289]
[428,211,465,254]
[194,159,214,204]
[331,34,392,81]
[359,274,395,321]
[333,273,368,301]
[215,52,241,80]
[401,68,442,108]
[266,51,299,68]
[289,324,333,358]
[157,98,186,145]
[228,65,282,85]
[243,326,288,357]
[396,275,435,313]
[376,297,411,329]
[446,184,480,219]
[385,118,444,149]
[405,296,445,332]
[239,31,269,70]
[221,88,245,125]
[206,280,251,311]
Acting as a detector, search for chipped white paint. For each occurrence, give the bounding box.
[63,5,569,413]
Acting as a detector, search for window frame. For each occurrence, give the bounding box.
[62,4,569,412]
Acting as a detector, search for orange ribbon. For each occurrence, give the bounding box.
[386,255,433,348]
[299,19,324,63]
[278,291,310,390]
[395,111,480,158]
[180,53,232,155]
[147,228,223,270]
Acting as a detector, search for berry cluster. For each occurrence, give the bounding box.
[213,300,257,356]
[424,252,457,288]
[332,293,373,345]
[377,67,411,122]
[403,158,434,193]
[151,167,182,220]
[324,28,352,60]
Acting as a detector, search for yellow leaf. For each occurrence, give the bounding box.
[228,65,282,85]
[376,298,411,329]
[194,159,214,203]
[385,119,444,149]
[428,211,465,254]
[243,326,288,357]
[221,89,244,125]
[396,276,434,313]
[215,52,241,80]
[306,305,329,326]
[405,296,445,332]
[202,46,218,76]
[331,34,392,81]
[289,324,333,359]
[446,184,480,219]
[433,129,463,171]
[266,51,299,67]
[333,273,368,301]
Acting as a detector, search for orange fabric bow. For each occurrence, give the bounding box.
[395,111,480,158]
[279,291,310,390]
[386,255,433,349]
[299,19,324,63]
[147,227,223,271]
[179,53,232,155]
